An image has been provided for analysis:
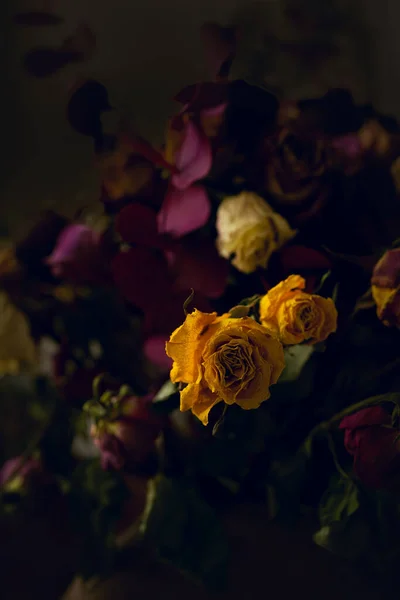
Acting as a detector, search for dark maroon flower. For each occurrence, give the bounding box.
[94,434,125,471]
[372,248,400,289]
[371,249,400,327]
[91,395,165,472]
[339,406,400,490]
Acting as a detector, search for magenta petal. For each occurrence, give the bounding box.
[47,224,97,266]
[172,121,212,189]
[157,185,211,238]
[144,335,172,371]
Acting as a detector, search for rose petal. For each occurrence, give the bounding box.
[115,203,162,247]
[111,247,171,309]
[372,248,400,288]
[339,406,391,431]
[157,185,211,238]
[167,237,229,298]
[171,121,212,189]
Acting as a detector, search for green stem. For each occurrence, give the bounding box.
[326,431,349,480]
[303,392,400,450]
[0,404,56,498]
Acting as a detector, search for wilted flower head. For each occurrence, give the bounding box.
[216,191,296,274]
[371,248,400,327]
[89,390,165,472]
[340,406,400,490]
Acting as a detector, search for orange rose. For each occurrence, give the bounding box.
[259,275,338,345]
[165,309,285,425]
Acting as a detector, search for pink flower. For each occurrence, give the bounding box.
[158,83,228,238]
[46,224,109,285]
[339,406,400,490]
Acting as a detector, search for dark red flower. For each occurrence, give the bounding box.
[92,394,165,472]
[339,406,400,490]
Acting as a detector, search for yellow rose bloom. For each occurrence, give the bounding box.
[165,309,285,425]
[216,192,296,274]
[259,275,338,345]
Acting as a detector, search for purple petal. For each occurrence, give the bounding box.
[157,185,211,238]
[171,121,212,189]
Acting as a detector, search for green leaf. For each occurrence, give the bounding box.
[319,475,359,527]
[68,459,129,579]
[313,514,372,562]
[270,345,319,405]
[152,380,180,415]
[140,475,229,590]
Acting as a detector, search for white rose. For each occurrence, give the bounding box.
[216,191,296,274]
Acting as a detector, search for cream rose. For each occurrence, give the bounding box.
[216,192,296,274]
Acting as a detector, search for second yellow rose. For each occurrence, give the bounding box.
[259,275,338,345]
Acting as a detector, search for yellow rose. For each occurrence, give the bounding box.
[216,192,296,274]
[165,309,285,425]
[259,275,338,345]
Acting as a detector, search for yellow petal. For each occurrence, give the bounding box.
[260,275,305,327]
[166,309,220,384]
[180,382,220,426]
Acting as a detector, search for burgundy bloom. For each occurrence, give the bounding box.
[92,395,165,472]
[371,249,400,289]
[94,433,125,471]
[46,224,109,285]
[371,249,400,327]
[339,406,400,490]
